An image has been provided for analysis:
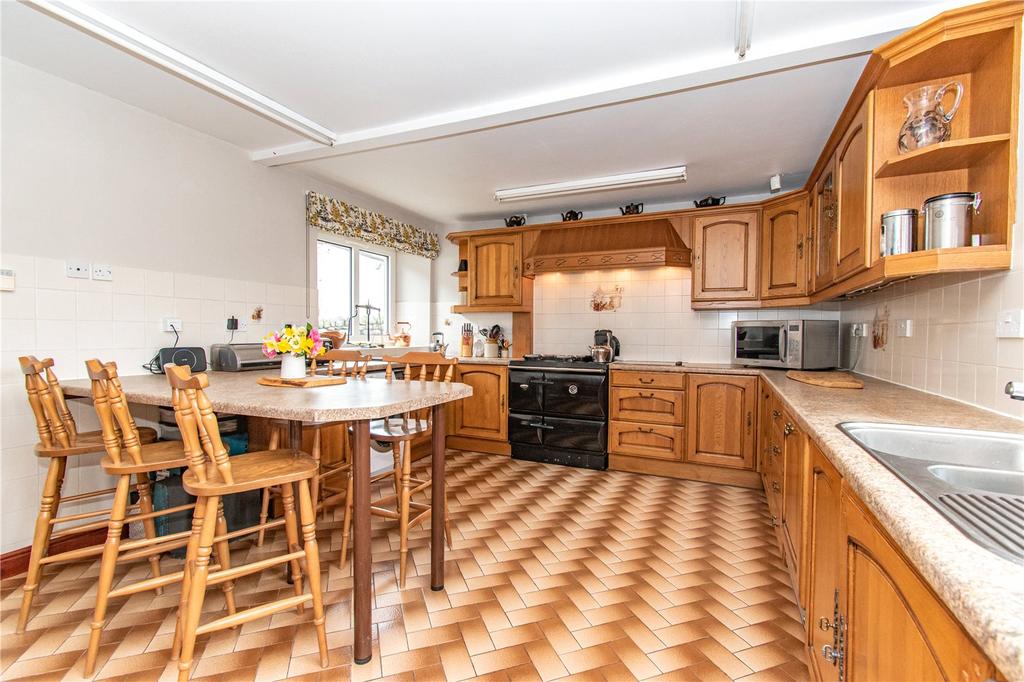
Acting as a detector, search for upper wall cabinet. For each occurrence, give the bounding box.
[760,193,809,299]
[691,210,760,303]
[451,232,532,313]
[834,96,875,282]
[811,157,838,293]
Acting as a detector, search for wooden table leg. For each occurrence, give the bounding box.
[430,403,446,592]
[351,419,372,665]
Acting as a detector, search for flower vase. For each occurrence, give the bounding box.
[280,353,307,379]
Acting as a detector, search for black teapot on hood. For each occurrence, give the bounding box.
[694,195,726,208]
[561,210,584,222]
[504,214,526,227]
[619,202,643,215]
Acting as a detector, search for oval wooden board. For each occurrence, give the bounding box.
[257,375,348,388]
[786,370,864,389]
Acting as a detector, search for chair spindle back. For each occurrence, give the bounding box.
[165,365,234,485]
[321,349,370,378]
[85,359,144,466]
[19,356,77,449]
[382,352,458,426]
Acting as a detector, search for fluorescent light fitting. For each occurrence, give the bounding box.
[735,0,755,60]
[22,0,337,146]
[494,166,687,203]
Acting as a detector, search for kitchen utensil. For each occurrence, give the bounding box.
[593,329,620,360]
[620,202,643,215]
[898,81,964,153]
[561,210,583,221]
[694,195,726,208]
[460,323,474,357]
[504,214,526,227]
[922,192,981,249]
[588,344,613,363]
[880,209,918,256]
[786,370,864,389]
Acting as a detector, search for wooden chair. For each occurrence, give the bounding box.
[81,359,212,675]
[166,364,328,682]
[339,352,456,587]
[15,356,159,633]
[257,349,371,545]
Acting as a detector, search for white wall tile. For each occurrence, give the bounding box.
[144,270,174,297]
[36,289,76,320]
[76,291,113,321]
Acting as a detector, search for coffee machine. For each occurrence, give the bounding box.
[593,329,620,360]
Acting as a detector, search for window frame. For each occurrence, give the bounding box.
[311,231,397,343]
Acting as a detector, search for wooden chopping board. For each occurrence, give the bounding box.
[257,375,348,388]
[786,370,864,389]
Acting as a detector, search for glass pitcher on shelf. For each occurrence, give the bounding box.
[898,81,964,153]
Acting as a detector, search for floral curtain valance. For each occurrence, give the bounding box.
[306,191,440,260]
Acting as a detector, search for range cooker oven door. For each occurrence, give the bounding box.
[543,371,608,420]
[508,414,606,452]
[508,369,545,415]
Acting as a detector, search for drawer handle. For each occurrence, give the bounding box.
[639,427,654,433]
[526,422,554,430]
[638,378,655,385]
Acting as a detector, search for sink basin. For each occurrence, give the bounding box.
[839,422,1024,563]
[928,464,1024,496]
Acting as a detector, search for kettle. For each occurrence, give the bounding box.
[588,343,613,363]
[430,332,447,354]
[593,329,620,360]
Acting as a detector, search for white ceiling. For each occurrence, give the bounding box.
[1,0,971,227]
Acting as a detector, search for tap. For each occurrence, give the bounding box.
[1006,381,1024,401]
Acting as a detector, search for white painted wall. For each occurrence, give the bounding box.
[0,58,440,553]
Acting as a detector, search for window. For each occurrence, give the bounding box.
[315,237,393,345]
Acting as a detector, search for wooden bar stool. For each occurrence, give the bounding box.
[15,356,159,633]
[256,349,371,545]
[80,359,220,676]
[166,364,328,682]
[339,352,456,587]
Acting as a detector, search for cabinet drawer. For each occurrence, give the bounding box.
[611,370,685,390]
[609,387,685,425]
[609,421,684,460]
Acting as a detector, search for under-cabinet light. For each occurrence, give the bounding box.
[494,166,687,203]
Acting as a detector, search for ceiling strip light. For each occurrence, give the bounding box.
[735,0,755,60]
[494,166,687,203]
[22,0,337,146]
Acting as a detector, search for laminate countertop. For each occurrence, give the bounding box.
[613,360,1024,678]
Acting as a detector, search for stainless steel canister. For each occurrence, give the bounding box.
[880,209,917,256]
[922,192,981,249]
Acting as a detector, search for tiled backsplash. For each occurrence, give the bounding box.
[533,268,839,361]
[841,270,1024,419]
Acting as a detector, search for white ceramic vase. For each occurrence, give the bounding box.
[280,353,306,379]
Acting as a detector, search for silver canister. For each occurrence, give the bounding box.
[923,192,981,249]
[880,209,917,256]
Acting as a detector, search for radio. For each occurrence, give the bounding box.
[157,346,207,373]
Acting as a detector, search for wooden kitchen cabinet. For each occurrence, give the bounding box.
[609,421,684,461]
[841,493,997,682]
[811,156,837,293]
[833,95,874,282]
[805,441,843,682]
[610,387,684,426]
[760,193,808,299]
[451,365,508,441]
[686,374,758,469]
[780,414,806,599]
[466,233,523,308]
[691,211,759,301]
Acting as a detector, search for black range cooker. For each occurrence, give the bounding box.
[508,354,608,470]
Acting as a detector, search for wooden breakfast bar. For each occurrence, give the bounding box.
[60,370,473,665]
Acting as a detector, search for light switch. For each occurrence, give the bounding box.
[996,309,1024,339]
[66,260,90,279]
[0,268,15,291]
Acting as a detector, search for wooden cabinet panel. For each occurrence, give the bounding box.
[834,96,874,281]
[842,494,996,682]
[467,234,523,307]
[692,211,760,301]
[812,156,837,292]
[760,194,808,299]
[685,374,758,469]
[611,370,685,390]
[781,416,806,592]
[609,387,685,426]
[805,442,843,682]
[609,421,684,460]
[452,366,508,441]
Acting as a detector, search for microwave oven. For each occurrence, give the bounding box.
[732,320,839,369]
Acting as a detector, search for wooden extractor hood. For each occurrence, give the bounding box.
[522,218,691,276]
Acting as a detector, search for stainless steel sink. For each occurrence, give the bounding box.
[839,422,1024,563]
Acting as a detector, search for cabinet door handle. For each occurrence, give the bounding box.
[772,410,781,419]
[746,412,752,433]
[822,645,839,664]
[819,617,835,632]
[500,394,506,410]
[784,423,795,436]
[771,445,781,456]
[796,239,804,257]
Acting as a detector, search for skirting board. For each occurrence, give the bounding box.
[446,436,511,457]
[609,454,762,489]
[0,527,108,579]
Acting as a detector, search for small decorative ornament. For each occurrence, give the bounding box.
[261,323,326,379]
[872,305,889,350]
[619,202,643,215]
[694,195,726,208]
[561,210,584,222]
[251,305,264,321]
[591,286,623,312]
[504,214,527,227]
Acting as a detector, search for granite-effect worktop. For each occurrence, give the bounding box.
[454,357,511,365]
[612,360,1024,677]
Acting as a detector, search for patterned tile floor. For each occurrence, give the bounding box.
[1,452,809,681]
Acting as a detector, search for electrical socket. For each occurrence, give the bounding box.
[850,322,868,337]
[996,309,1024,339]
[91,263,113,281]
[66,260,90,279]
[161,318,183,332]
